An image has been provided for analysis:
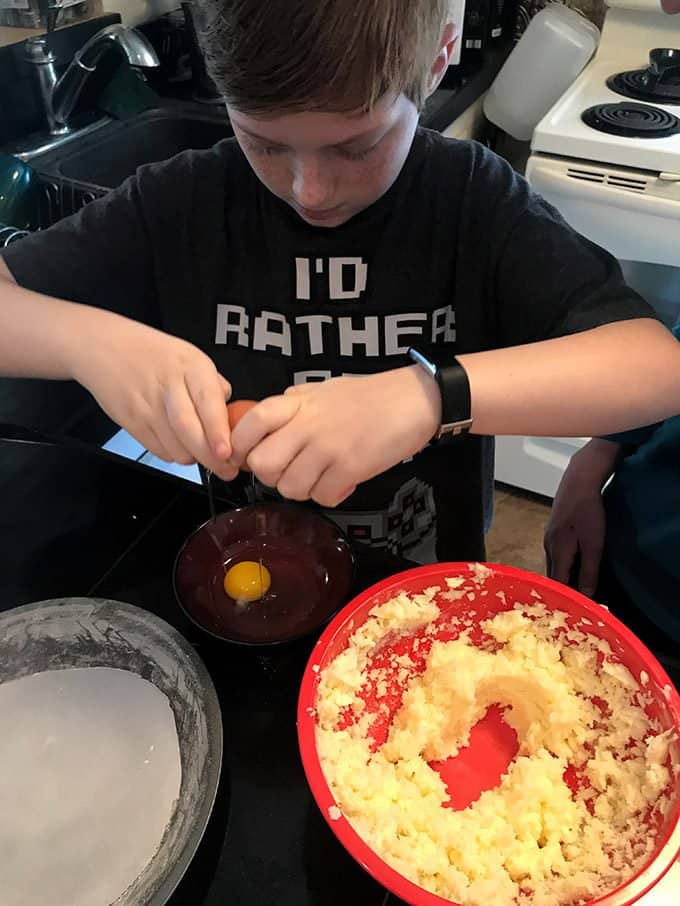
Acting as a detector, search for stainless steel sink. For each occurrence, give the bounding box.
[27,104,233,194]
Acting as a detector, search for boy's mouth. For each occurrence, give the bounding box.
[293,203,347,225]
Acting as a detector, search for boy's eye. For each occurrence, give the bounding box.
[257,144,285,156]
[244,138,285,156]
[337,144,377,161]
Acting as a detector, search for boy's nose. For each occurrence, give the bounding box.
[291,156,335,211]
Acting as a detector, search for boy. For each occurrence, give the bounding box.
[0,0,678,564]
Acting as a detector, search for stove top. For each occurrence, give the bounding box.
[582,101,680,138]
[532,58,680,172]
[607,48,680,105]
[608,68,680,104]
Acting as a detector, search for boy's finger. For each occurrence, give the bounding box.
[310,465,356,509]
[274,445,330,501]
[186,370,232,461]
[151,417,196,466]
[218,374,233,400]
[164,384,222,470]
[230,395,301,467]
[283,383,307,397]
[137,426,184,465]
[244,424,308,488]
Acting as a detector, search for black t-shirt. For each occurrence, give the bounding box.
[1,128,652,562]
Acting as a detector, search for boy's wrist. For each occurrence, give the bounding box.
[404,364,442,440]
[407,348,473,439]
[62,304,117,384]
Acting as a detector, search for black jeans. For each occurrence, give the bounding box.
[594,556,679,690]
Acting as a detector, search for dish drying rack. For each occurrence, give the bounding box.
[1,174,101,248]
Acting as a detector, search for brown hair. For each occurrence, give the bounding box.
[194,0,453,114]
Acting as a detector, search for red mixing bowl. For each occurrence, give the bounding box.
[297,563,680,906]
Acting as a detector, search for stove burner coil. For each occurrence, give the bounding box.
[608,48,680,104]
[608,71,680,105]
[581,102,680,139]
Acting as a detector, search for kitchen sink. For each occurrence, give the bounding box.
[27,104,233,193]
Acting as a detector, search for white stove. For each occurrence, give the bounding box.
[495,0,680,499]
[527,0,680,267]
[533,57,680,175]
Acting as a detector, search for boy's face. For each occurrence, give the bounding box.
[228,93,420,228]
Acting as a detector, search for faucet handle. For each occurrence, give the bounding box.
[25,34,55,64]
[37,0,63,34]
[47,1,63,34]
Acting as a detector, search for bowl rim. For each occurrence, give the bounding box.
[297,561,680,906]
[172,501,357,647]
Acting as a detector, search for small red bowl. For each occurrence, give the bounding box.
[298,563,680,906]
[173,503,355,645]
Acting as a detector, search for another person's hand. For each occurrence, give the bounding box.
[544,439,622,598]
[229,367,441,507]
[72,309,237,480]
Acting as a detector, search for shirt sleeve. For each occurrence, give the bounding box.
[1,168,161,327]
[468,146,656,348]
[602,424,662,450]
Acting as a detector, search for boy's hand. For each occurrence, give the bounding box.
[229,367,441,507]
[72,310,237,480]
[544,439,621,598]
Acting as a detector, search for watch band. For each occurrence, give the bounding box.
[407,347,473,440]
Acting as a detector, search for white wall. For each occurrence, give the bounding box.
[101,0,179,26]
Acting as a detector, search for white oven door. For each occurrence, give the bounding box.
[525,154,680,267]
[495,435,588,498]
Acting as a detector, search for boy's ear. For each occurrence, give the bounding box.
[428,23,459,95]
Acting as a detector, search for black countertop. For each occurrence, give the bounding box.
[0,436,418,905]
[3,417,679,906]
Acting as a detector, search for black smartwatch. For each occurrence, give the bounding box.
[407,347,473,440]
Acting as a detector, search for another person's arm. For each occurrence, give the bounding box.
[544,438,623,597]
[544,397,670,595]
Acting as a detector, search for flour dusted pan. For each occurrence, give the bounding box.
[0,598,222,906]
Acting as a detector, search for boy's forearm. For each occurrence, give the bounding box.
[457,319,680,437]
[0,266,103,381]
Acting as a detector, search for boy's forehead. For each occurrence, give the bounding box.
[228,94,404,148]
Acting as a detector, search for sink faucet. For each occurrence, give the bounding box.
[25,23,160,137]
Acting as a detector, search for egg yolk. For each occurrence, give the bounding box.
[223,561,272,603]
